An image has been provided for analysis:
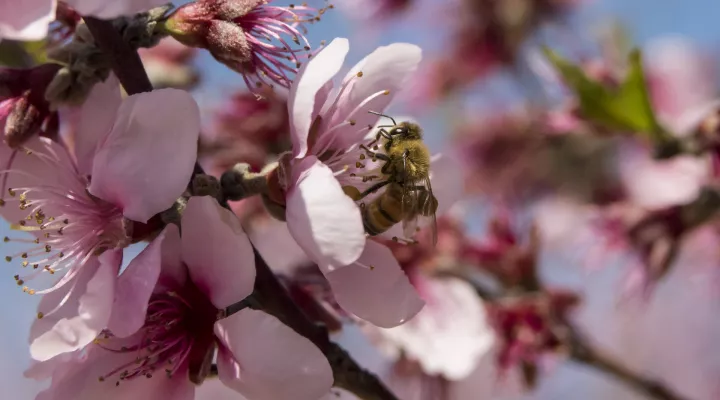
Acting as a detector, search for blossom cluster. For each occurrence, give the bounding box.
[2,0,720,400]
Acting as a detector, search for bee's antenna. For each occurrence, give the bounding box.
[368,110,397,125]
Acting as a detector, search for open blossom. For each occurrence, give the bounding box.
[267,37,428,328]
[0,75,199,361]
[0,64,62,148]
[163,0,331,93]
[31,196,332,400]
[0,0,170,41]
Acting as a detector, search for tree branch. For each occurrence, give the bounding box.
[86,17,397,400]
[567,325,689,400]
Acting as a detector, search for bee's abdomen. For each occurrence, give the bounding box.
[362,187,404,236]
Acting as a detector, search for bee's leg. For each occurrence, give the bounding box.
[356,180,391,200]
[368,129,393,148]
[359,144,391,162]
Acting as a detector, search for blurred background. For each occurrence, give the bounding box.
[5,0,720,399]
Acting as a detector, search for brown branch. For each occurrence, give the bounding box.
[84,17,153,94]
[567,325,689,400]
[85,17,397,400]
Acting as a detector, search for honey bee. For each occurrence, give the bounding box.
[348,112,439,245]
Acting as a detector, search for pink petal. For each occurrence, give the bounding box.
[157,224,188,291]
[35,344,194,400]
[0,0,54,41]
[249,218,310,274]
[74,74,122,176]
[325,43,422,150]
[106,228,167,338]
[286,156,365,271]
[181,196,255,309]
[31,251,122,361]
[215,309,333,400]
[326,241,424,328]
[64,0,170,19]
[88,89,200,223]
[289,38,349,158]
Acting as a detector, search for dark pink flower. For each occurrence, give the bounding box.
[30,196,333,400]
[0,75,200,361]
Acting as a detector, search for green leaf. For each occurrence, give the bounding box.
[543,47,670,144]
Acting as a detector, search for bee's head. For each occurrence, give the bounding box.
[392,122,423,140]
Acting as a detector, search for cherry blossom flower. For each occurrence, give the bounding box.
[32,196,333,400]
[163,0,331,93]
[270,37,430,328]
[0,0,170,41]
[0,75,199,361]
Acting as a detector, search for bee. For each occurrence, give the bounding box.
[348,111,439,245]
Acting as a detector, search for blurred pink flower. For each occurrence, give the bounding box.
[164,0,329,93]
[277,37,426,328]
[337,0,412,21]
[365,276,495,381]
[0,75,199,361]
[138,37,200,90]
[0,64,61,148]
[0,0,169,41]
[32,196,333,400]
[0,0,56,41]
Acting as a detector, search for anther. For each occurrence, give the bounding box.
[21,252,27,258]
[37,312,44,319]
[8,188,15,196]
[21,261,28,267]
[0,199,5,206]
[45,245,51,252]
[349,120,356,126]
[383,90,390,95]
[359,154,366,160]
[2,237,7,242]
[356,71,363,78]
[5,256,11,262]
[16,279,24,286]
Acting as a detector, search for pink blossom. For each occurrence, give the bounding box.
[276,37,428,328]
[32,196,332,400]
[0,75,199,361]
[163,0,330,93]
[0,0,169,41]
[364,277,495,380]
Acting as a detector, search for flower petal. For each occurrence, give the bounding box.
[106,228,167,338]
[286,156,365,271]
[215,309,333,400]
[74,74,122,176]
[326,241,424,328]
[35,343,194,400]
[88,88,200,223]
[325,43,422,150]
[0,0,54,41]
[157,224,187,291]
[289,38,349,158]
[31,251,121,361]
[181,196,255,309]
[65,0,170,19]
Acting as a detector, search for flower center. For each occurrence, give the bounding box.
[0,146,126,296]
[237,2,334,90]
[97,285,219,386]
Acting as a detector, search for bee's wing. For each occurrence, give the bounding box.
[401,176,438,246]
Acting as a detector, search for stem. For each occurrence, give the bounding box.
[567,324,689,400]
[85,17,397,400]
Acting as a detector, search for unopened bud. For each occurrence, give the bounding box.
[4,95,42,149]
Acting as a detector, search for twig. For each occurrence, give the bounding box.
[567,325,689,400]
[85,17,397,400]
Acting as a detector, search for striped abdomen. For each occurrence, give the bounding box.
[362,182,406,236]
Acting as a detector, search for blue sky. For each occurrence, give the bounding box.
[4,0,720,398]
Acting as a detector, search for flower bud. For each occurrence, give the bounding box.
[162,0,332,93]
[0,64,61,148]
